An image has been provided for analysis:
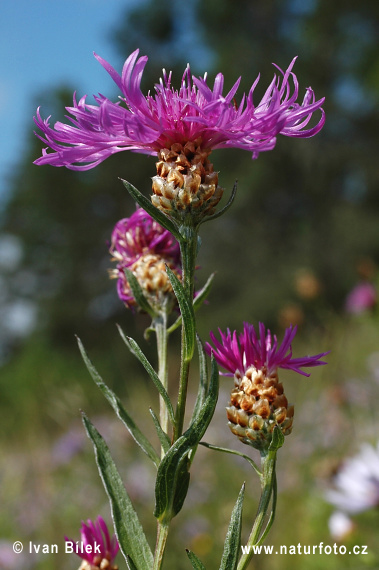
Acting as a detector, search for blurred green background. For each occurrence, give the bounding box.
[1,0,379,568]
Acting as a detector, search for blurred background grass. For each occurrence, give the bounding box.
[1,0,379,568]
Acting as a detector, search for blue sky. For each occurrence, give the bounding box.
[0,0,141,208]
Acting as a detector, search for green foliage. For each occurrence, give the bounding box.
[154,356,219,522]
[219,484,245,570]
[83,414,154,570]
[77,336,160,468]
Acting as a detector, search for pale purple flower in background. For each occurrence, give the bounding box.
[34,49,325,170]
[109,207,181,307]
[345,282,377,314]
[65,516,119,569]
[205,322,328,377]
[325,442,379,514]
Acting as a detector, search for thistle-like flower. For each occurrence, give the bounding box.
[206,322,328,451]
[34,50,325,220]
[65,516,119,570]
[109,207,181,311]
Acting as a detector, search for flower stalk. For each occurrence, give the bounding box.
[154,306,170,455]
[174,223,199,441]
[237,444,279,570]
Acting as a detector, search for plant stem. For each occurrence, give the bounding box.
[173,222,199,441]
[153,521,170,570]
[237,449,278,570]
[155,306,169,458]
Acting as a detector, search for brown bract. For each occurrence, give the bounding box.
[151,139,224,220]
[226,366,294,451]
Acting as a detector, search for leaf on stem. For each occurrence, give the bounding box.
[165,265,196,361]
[219,484,245,570]
[149,408,171,454]
[121,179,181,240]
[82,414,154,570]
[77,337,160,468]
[117,325,175,424]
[200,181,238,225]
[190,335,209,424]
[123,268,157,318]
[199,442,261,478]
[186,549,207,570]
[167,273,215,335]
[269,425,285,451]
[154,356,219,522]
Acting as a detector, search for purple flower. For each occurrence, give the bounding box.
[205,322,328,377]
[109,207,181,307]
[345,282,377,314]
[65,516,119,568]
[34,50,325,171]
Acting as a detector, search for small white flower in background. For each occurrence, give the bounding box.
[325,442,379,514]
[328,511,355,541]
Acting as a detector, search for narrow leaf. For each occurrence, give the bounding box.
[219,484,245,570]
[149,408,171,454]
[186,549,207,570]
[167,273,215,335]
[165,265,196,361]
[123,268,157,318]
[190,335,209,423]
[269,425,285,451]
[199,442,261,478]
[121,179,181,240]
[200,181,238,224]
[193,272,215,312]
[117,325,175,424]
[154,356,219,522]
[77,337,159,468]
[82,414,154,570]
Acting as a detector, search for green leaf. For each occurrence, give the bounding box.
[190,335,209,424]
[123,268,157,318]
[199,442,261,478]
[165,265,196,361]
[82,414,154,570]
[154,356,219,522]
[200,181,238,225]
[269,425,285,451]
[77,337,160,468]
[121,179,181,240]
[167,273,215,335]
[117,325,175,424]
[219,484,245,570]
[186,549,207,570]
[149,408,171,454]
[193,272,215,312]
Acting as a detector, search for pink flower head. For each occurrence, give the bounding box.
[345,282,377,314]
[205,322,328,377]
[34,50,325,171]
[65,516,119,567]
[110,207,181,307]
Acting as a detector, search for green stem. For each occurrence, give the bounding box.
[173,223,199,441]
[154,306,170,458]
[237,449,278,570]
[153,522,170,570]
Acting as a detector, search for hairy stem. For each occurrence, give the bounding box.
[155,306,170,457]
[237,449,278,570]
[153,521,170,570]
[173,223,199,441]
